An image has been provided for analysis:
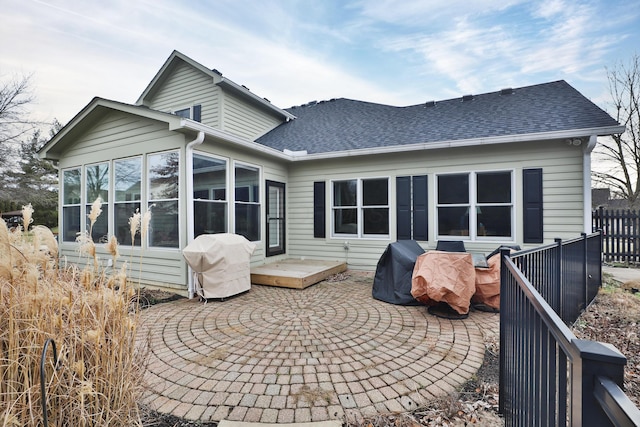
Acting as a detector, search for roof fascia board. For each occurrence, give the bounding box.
[39,98,183,160]
[217,78,296,120]
[289,125,627,162]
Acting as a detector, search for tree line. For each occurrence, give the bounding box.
[0,74,58,228]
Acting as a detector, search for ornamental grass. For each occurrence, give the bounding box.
[1,203,147,426]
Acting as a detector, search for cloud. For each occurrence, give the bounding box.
[376,1,622,98]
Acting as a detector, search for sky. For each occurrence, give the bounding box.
[1,0,639,129]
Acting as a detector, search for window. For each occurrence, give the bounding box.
[114,157,142,246]
[437,171,513,239]
[234,163,260,241]
[172,105,201,122]
[193,153,227,237]
[62,168,81,242]
[85,163,109,242]
[148,151,180,248]
[332,178,389,237]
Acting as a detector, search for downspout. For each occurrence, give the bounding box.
[185,131,205,298]
[583,135,597,234]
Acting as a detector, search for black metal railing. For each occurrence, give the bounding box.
[499,232,640,426]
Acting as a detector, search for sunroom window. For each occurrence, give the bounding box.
[193,153,227,237]
[114,157,142,246]
[85,162,109,242]
[62,168,81,242]
[437,171,513,239]
[333,178,389,237]
[234,163,260,241]
[148,151,180,248]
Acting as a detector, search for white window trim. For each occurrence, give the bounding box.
[147,149,181,251]
[232,160,262,242]
[113,156,143,247]
[435,169,515,242]
[330,177,391,239]
[61,167,82,243]
[192,151,230,235]
[84,161,110,244]
[171,104,200,120]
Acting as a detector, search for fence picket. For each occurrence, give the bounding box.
[593,208,640,263]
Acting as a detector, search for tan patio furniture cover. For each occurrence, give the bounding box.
[182,233,256,299]
[411,250,476,314]
[472,254,501,310]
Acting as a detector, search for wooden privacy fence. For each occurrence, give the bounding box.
[593,207,640,263]
[500,233,640,426]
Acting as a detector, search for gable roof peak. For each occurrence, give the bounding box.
[136,50,295,120]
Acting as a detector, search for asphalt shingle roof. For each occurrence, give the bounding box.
[256,80,619,155]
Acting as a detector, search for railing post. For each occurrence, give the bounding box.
[555,238,562,316]
[582,232,588,313]
[498,247,511,417]
[571,339,627,427]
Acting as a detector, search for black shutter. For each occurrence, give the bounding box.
[193,104,202,122]
[523,168,543,243]
[412,175,428,240]
[313,181,326,238]
[396,176,411,240]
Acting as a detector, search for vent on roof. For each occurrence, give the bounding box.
[425,100,436,108]
[500,88,514,95]
[212,68,222,76]
[241,85,250,91]
[462,94,474,102]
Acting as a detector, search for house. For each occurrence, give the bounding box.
[39,50,624,295]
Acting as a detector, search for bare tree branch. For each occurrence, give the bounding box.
[594,53,640,207]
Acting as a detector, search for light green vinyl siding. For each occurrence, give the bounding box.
[287,139,586,270]
[221,93,282,140]
[145,60,221,129]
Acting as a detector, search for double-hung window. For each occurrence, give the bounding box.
[193,153,227,237]
[114,157,142,246]
[437,171,513,239]
[148,151,180,248]
[85,162,109,242]
[62,168,81,242]
[234,162,260,241]
[332,178,389,237]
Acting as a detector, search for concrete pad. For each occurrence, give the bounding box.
[219,421,342,427]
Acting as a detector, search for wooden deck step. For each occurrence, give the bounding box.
[250,259,347,289]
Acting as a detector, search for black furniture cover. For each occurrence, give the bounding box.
[373,240,425,305]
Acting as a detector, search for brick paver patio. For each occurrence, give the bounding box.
[137,273,499,424]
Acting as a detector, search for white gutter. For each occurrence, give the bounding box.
[288,125,627,162]
[185,131,205,298]
[583,135,598,234]
[174,120,293,161]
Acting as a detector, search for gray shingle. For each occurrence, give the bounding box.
[256,80,619,154]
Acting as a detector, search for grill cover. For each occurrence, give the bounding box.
[373,240,425,305]
[182,233,256,299]
[411,251,476,314]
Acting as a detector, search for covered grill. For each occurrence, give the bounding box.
[182,233,256,299]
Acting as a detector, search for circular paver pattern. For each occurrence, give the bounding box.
[137,275,496,424]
